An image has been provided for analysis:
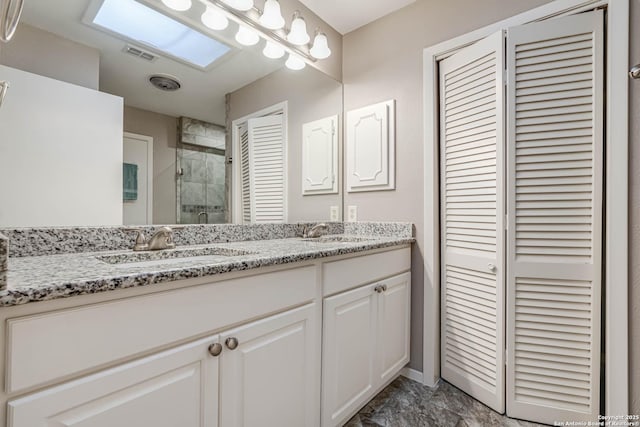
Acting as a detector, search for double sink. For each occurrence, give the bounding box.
[95,235,373,268]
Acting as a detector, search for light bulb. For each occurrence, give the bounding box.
[201,6,229,30]
[287,12,310,45]
[221,0,253,11]
[310,32,331,59]
[161,0,192,11]
[285,53,305,71]
[263,41,285,59]
[235,26,259,46]
[259,0,285,30]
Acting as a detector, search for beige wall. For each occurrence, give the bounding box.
[228,67,343,222]
[342,0,553,372]
[629,0,640,415]
[123,106,178,225]
[0,24,99,90]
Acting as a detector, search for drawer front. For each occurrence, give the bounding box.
[6,266,315,394]
[322,247,411,296]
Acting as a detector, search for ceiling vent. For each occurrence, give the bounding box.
[149,74,181,92]
[123,45,157,62]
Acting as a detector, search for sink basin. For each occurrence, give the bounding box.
[96,246,253,267]
[296,235,374,243]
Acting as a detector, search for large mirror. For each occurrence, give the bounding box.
[0,0,342,227]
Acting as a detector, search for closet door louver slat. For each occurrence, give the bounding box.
[439,31,505,414]
[506,10,603,425]
[240,126,252,224]
[246,115,286,223]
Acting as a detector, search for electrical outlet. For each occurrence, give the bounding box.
[329,206,339,221]
[347,206,358,222]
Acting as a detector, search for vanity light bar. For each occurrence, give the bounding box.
[199,0,318,63]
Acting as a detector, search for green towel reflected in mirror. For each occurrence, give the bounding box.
[123,163,138,201]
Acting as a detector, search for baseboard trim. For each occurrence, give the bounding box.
[400,367,424,383]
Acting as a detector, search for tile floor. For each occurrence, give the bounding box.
[345,376,546,427]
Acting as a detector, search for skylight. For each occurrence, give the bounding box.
[92,0,231,68]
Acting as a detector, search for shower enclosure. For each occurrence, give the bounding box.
[176,118,226,224]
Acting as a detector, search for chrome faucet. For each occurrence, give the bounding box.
[303,223,328,238]
[125,226,177,251]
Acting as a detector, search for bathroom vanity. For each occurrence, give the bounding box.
[0,223,413,427]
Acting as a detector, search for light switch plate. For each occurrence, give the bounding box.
[330,206,340,221]
[347,206,358,222]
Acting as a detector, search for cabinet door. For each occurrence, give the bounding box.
[8,336,220,427]
[322,283,378,427]
[377,272,411,384]
[219,303,319,427]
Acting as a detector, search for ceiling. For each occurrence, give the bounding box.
[20,0,285,124]
[299,0,417,34]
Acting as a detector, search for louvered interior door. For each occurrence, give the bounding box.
[247,115,286,223]
[506,10,603,424]
[439,31,506,414]
[240,125,252,224]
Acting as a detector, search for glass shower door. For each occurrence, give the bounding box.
[177,146,226,224]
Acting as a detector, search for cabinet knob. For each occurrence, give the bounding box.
[488,263,497,272]
[208,343,222,357]
[374,284,388,293]
[225,337,239,350]
[209,342,222,357]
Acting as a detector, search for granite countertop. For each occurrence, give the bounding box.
[0,235,414,307]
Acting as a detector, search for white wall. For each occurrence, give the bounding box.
[0,65,123,227]
[0,24,100,90]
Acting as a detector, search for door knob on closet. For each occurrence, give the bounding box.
[225,337,239,350]
[487,263,497,272]
[208,343,223,357]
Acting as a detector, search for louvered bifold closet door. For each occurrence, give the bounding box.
[247,115,286,223]
[240,125,252,224]
[439,31,506,413]
[506,10,603,425]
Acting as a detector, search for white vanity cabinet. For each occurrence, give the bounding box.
[7,335,221,427]
[322,282,379,426]
[376,273,412,385]
[7,303,319,427]
[219,303,318,427]
[320,248,411,427]
[1,245,412,427]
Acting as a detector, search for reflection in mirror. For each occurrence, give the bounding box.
[176,118,226,225]
[228,66,343,223]
[0,0,342,227]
